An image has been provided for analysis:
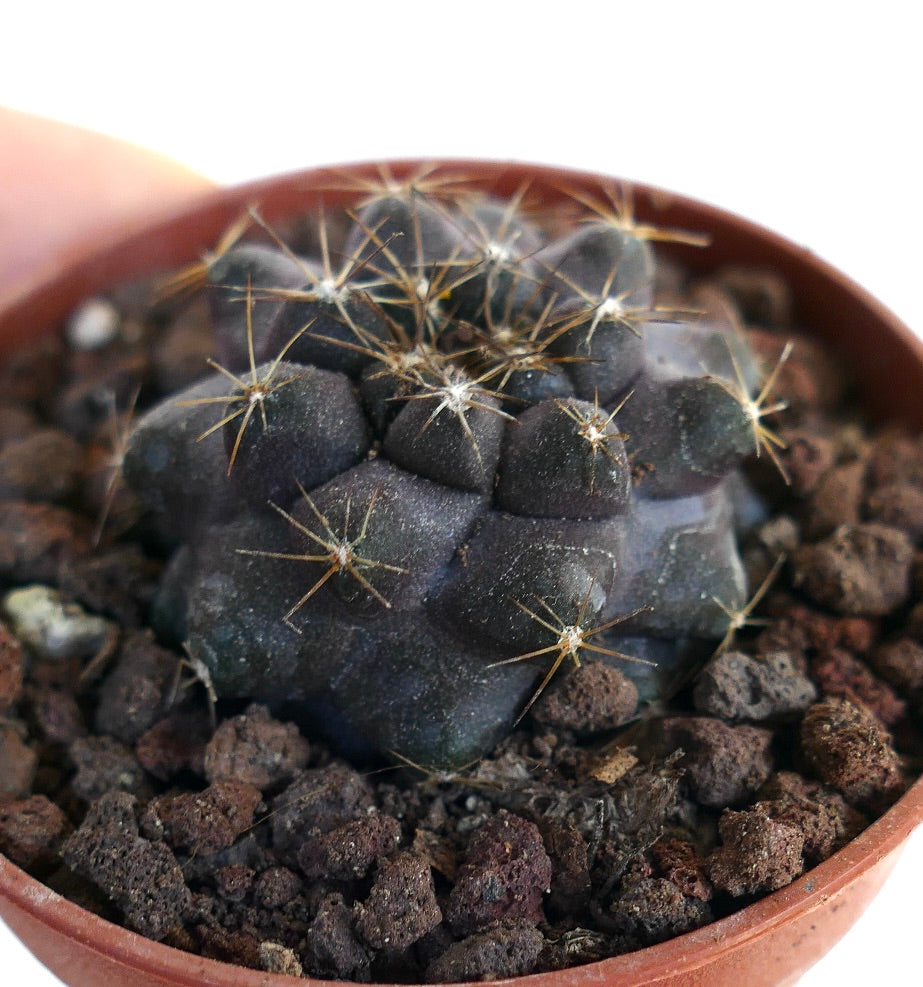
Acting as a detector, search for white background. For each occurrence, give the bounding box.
[1,3,921,984]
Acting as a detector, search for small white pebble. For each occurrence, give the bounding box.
[64,297,121,351]
[1,585,115,662]
[258,941,303,976]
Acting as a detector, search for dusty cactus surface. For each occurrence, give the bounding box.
[119,174,784,769]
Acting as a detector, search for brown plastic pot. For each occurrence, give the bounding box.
[1,160,922,987]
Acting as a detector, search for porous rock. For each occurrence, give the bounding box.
[203,703,309,790]
[354,850,442,950]
[793,523,912,616]
[800,698,904,811]
[693,649,816,722]
[707,804,805,896]
[62,791,189,941]
[446,811,552,935]
[425,919,545,983]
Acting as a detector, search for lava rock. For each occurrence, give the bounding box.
[800,698,905,811]
[203,703,309,790]
[608,877,711,945]
[532,658,638,734]
[707,805,805,896]
[0,722,37,799]
[62,791,190,941]
[645,716,774,809]
[142,781,262,856]
[0,795,72,873]
[354,850,442,950]
[298,811,401,880]
[425,919,545,983]
[793,523,913,616]
[693,649,816,722]
[446,811,552,935]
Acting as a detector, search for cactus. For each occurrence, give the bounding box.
[122,173,786,769]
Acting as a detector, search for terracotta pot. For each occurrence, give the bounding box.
[2,160,922,987]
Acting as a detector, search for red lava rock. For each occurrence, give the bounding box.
[711,266,792,328]
[800,698,905,811]
[803,460,865,539]
[355,850,442,950]
[532,658,638,734]
[0,621,24,713]
[253,866,302,909]
[0,403,40,449]
[298,811,401,880]
[57,544,161,628]
[608,877,712,946]
[0,722,38,799]
[866,482,923,542]
[271,762,375,863]
[747,328,845,413]
[754,615,812,659]
[780,429,835,496]
[867,430,923,488]
[26,685,87,745]
[62,791,190,941]
[538,818,592,916]
[0,794,72,873]
[762,603,877,656]
[810,647,907,726]
[646,716,774,809]
[142,780,262,856]
[203,703,309,790]
[0,500,90,583]
[836,616,878,653]
[650,838,713,901]
[0,427,85,503]
[135,710,210,782]
[0,336,63,407]
[195,924,262,970]
[870,638,923,698]
[792,523,913,616]
[446,811,552,936]
[758,771,865,864]
[707,804,805,897]
[693,649,816,722]
[95,631,178,743]
[214,863,254,901]
[907,602,923,643]
[426,919,546,983]
[68,735,149,803]
[303,891,371,980]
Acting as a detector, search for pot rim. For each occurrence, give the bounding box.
[2,157,923,986]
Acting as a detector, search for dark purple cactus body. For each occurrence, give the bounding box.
[125,178,775,768]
